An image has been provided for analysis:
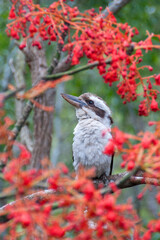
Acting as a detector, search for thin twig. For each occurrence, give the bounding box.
[10,101,33,141]
[47,24,69,75]
[0,86,25,102]
[43,59,111,80]
[0,189,54,212]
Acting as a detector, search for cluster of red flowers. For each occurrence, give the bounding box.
[103,122,160,240]
[1,150,142,239]
[7,0,80,49]
[0,125,160,239]
[0,116,142,239]
[7,0,160,116]
[104,122,160,175]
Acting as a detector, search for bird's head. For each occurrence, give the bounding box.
[61,92,113,126]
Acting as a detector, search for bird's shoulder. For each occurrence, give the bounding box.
[73,118,112,143]
[74,118,108,132]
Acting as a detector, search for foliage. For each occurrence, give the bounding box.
[7,0,160,115]
[104,122,160,175]
[0,0,160,239]
[1,149,141,239]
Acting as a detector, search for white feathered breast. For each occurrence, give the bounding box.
[73,118,112,177]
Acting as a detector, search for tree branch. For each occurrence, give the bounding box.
[0,170,159,217]
[10,101,33,141]
[9,51,33,152]
[0,189,55,223]
[43,59,111,80]
[0,189,54,212]
[100,167,142,194]
[100,169,160,194]
[0,86,25,102]
[47,24,70,75]
[103,0,132,18]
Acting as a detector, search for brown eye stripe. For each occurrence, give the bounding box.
[93,106,105,118]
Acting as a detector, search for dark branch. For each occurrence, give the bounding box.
[43,59,111,80]
[100,167,143,194]
[3,86,25,100]
[10,100,33,141]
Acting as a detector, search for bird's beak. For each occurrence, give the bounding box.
[61,93,87,108]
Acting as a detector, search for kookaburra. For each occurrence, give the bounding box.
[61,92,114,178]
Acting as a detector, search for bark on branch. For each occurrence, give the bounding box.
[103,0,132,17]
[44,59,111,80]
[10,101,33,141]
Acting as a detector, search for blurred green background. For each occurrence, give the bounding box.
[0,0,160,237]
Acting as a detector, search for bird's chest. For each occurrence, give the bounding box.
[72,120,112,176]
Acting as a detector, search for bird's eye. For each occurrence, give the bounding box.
[88,100,94,105]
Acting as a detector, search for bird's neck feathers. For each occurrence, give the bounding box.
[76,107,112,128]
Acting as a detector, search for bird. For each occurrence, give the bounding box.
[61,92,114,179]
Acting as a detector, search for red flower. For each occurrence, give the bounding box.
[138,99,148,116]
[19,42,26,50]
[47,222,65,237]
[43,15,51,24]
[120,161,126,168]
[155,220,160,232]
[29,23,37,34]
[48,173,59,190]
[127,161,135,171]
[59,163,69,174]
[107,211,117,222]
[156,192,160,204]
[19,212,32,228]
[16,143,31,162]
[148,81,152,89]
[103,140,115,155]
[33,16,41,25]
[9,7,16,19]
[113,127,127,149]
[148,66,153,71]
[143,231,152,240]
[150,97,159,112]
[155,74,160,85]
[82,182,95,200]
[10,28,19,39]
[102,194,115,210]
[9,211,31,228]
[32,40,42,49]
[141,132,157,149]
[148,121,156,126]
[72,44,83,65]
[50,33,56,41]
